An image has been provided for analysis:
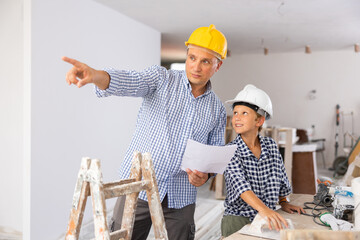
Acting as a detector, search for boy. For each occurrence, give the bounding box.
[221,84,305,237]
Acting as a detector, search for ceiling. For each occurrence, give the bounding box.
[96,0,360,61]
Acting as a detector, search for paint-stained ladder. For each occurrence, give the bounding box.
[65,152,168,240]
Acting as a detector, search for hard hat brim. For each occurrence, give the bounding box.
[225,99,272,120]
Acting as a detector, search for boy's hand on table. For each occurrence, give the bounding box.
[280,202,306,214]
[258,208,289,231]
[185,168,208,187]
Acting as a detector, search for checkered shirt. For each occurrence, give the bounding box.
[95,65,226,208]
[224,134,292,220]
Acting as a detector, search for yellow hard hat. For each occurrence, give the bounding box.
[185,24,227,59]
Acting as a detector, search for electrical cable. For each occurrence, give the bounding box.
[301,201,333,227]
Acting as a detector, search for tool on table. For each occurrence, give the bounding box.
[313,183,333,207]
[332,186,355,223]
[302,180,355,230]
[301,182,334,226]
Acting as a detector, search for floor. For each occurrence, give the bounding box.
[0,226,22,240]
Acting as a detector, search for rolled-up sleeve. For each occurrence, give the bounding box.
[95,65,168,98]
[279,159,292,196]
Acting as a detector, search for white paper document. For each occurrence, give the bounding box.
[181,139,237,174]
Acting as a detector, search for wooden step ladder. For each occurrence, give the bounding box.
[65,152,168,240]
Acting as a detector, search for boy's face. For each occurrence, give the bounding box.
[232,105,264,135]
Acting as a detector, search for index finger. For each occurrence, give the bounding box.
[62,56,83,67]
[277,214,288,229]
[299,207,306,214]
[292,206,305,214]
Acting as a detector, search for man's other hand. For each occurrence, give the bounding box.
[185,168,209,187]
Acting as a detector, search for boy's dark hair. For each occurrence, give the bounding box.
[232,101,259,112]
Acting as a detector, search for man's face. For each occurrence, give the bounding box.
[185,47,222,88]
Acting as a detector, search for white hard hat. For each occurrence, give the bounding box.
[226,84,273,120]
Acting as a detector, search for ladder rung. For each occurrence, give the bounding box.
[89,229,127,240]
[103,178,136,189]
[110,229,128,240]
[103,180,151,199]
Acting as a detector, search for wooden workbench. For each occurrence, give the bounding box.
[223,194,336,240]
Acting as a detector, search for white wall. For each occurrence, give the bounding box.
[1,0,160,239]
[0,0,24,232]
[212,51,360,168]
[30,0,160,238]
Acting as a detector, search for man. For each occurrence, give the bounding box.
[62,24,227,240]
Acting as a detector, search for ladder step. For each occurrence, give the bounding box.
[103,178,136,189]
[103,180,151,199]
[110,229,128,240]
[89,229,128,240]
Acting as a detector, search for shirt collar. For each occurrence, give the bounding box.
[181,70,213,97]
[234,134,269,160]
[259,135,270,160]
[234,135,252,157]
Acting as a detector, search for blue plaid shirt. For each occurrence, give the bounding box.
[96,65,226,208]
[224,134,292,220]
